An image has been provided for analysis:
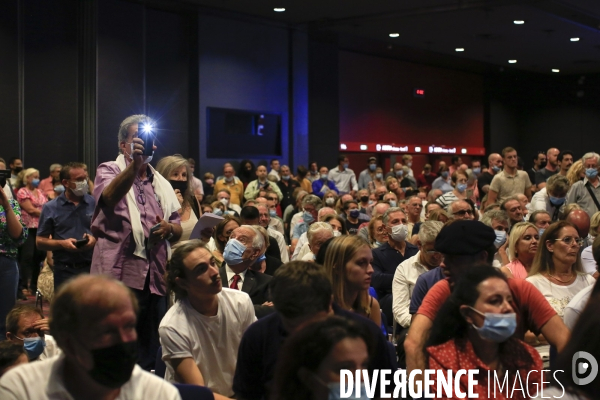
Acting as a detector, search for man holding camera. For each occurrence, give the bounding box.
[244,165,283,201]
[36,162,96,291]
[90,114,182,371]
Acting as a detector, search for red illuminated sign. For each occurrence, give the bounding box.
[413,88,425,98]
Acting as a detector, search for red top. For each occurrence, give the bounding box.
[416,172,437,191]
[427,338,544,400]
[417,277,556,337]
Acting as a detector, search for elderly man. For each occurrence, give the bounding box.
[501,196,524,226]
[566,152,600,218]
[37,162,96,291]
[0,275,180,399]
[256,204,289,262]
[372,207,419,324]
[529,210,551,232]
[291,207,336,260]
[160,241,255,399]
[38,164,62,200]
[215,189,241,216]
[486,147,532,208]
[448,199,474,220]
[530,174,570,221]
[214,164,244,207]
[405,196,423,236]
[535,147,560,189]
[290,194,322,253]
[90,114,183,370]
[404,221,570,387]
[5,305,60,361]
[276,165,301,213]
[302,222,334,261]
[477,153,502,195]
[328,155,358,196]
[358,157,378,190]
[244,165,283,202]
[392,221,443,329]
[311,166,338,198]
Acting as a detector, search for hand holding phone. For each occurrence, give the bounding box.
[75,237,89,248]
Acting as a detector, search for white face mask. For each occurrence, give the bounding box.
[220,198,229,207]
[333,230,342,237]
[389,224,407,242]
[71,180,89,197]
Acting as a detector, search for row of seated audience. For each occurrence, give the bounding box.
[0,114,599,399]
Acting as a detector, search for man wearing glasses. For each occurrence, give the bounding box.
[90,114,182,371]
[5,305,59,361]
[448,199,475,220]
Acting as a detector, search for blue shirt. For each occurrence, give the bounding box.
[409,266,445,314]
[371,241,419,299]
[292,222,309,240]
[37,193,96,264]
[311,179,339,198]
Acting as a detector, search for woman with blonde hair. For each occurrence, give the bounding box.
[500,222,539,279]
[566,159,585,185]
[526,221,595,319]
[367,216,388,248]
[367,167,386,192]
[323,235,381,327]
[385,176,405,201]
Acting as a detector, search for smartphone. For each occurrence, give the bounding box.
[0,170,11,188]
[150,223,161,234]
[75,237,89,248]
[138,122,155,156]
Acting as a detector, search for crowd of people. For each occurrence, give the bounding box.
[0,115,599,399]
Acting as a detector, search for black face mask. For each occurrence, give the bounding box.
[169,180,188,194]
[88,341,138,389]
[539,161,547,169]
[360,195,369,203]
[13,166,23,174]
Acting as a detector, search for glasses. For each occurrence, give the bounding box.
[425,250,443,257]
[554,237,584,247]
[454,209,473,217]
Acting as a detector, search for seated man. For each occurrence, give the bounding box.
[160,240,255,399]
[0,342,27,378]
[0,275,179,399]
[233,261,397,400]
[404,220,570,386]
[291,207,336,260]
[5,305,60,361]
[300,222,334,261]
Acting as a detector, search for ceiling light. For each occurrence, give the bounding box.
[389,33,399,38]
[508,60,517,64]
[274,8,285,12]
[513,20,525,25]
[552,69,560,73]
[455,48,464,52]
[570,37,580,41]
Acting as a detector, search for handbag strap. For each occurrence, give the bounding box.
[585,183,600,211]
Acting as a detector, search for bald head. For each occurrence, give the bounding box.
[373,202,390,218]
[566,210,591,238]
[318,207,336,220]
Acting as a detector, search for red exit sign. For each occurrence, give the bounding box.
[413,88,425,98]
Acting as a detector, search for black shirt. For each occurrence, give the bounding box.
[371,241,419,299]
[345,217,369,235]
[535,167,558,185]
[477,171,495,197]
[232,303,398,400]
[277,179,301,213]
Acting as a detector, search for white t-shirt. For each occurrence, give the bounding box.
[159,289,256,397]
[38,335,61,361]
[0,355,180,400]
[268,227,289,263]
[580,246,597,275]
[563,284,594,330]
[526,273,595,319]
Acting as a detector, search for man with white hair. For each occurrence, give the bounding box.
[256,204,289,262]
[290,194,322,253]
[302,222,334,261]
[38,163,62,199]
[392,221,444,329]
[566,152,600,218]
[291,207,336,260]
[447,199,474,220]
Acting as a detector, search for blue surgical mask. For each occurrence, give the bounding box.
[375,240,384,247]
[282,175,290,181]
[303,211,315,224]
[256,254,266,263]
[586,168,598,179]
[492,165,501,173]
[396,170,403,177]
[223,238,247,266]
[32,179,40,188]
[389,200,397,207]
[538,228,545,237]
[349,209,360,219]
[23,337,46,360]
[54,185,65,193]
[472,167,481,175]
[494,230,507,248]
[342,163,349,169]
[321,174,328,181]
[225,176,234,182]
[375,173,383,179]
[369,164,376,171]
[441,171,449,178]
[269,209,277,218]
[213,208,223,216]
[549,196,565,207]
[470,308,517,343]
[456,183,468,193]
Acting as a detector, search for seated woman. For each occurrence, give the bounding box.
[270,316,372,400]
[323,235,381,328]
[367,216,387,248]
[426,265,543,399]
[367,167,386,192]
[526,221,595,320]
[435,171,469,210]
[210,215,241,267]
[501,222,539,279]
[323,214,348,236]
[385,176,405,201]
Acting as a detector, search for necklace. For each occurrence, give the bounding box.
[547,270,576,284]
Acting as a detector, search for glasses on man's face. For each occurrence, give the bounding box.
[454,209,473,217]
[425,250,443,257]
[554,237,584,247]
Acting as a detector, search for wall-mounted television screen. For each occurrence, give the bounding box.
[207,107,281,158]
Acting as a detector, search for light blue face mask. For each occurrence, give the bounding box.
[223,239,247,265]
[54,185,65,193]
[213,208,223,216]
[303,211,315,224]
[538,228,545,237]
[375,173,383,179]
[269,209,277,218]
[389,200,397,207]
[321,174,328,181]
[22,337,46,360]
[494,230,507,248]
[586,168,598,179]
[469,307,517,343]
[396,170,403,177]
[492,165,501,173]
[441,171,449,178]
[256,254,266,263]
[472,167,481,175]
[549,196,565,207]
[369,164,376,171]
[456,183,468,193]
[342,163,349,169]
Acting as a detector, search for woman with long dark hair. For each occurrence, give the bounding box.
[237,159,256,189]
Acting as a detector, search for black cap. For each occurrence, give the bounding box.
[434,220,496,255]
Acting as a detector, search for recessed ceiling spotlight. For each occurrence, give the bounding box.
[455,48,464,52]
[274,7,285,12]
[570,37,580,41]
[514,20,525,24]
[389,33,399,38]
[552,69,560,73]
[508,60,517,63]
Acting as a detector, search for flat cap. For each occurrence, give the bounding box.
[434,220,496,255]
